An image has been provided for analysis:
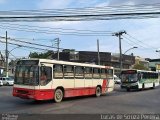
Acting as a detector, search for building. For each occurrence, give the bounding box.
[51,49,135,75]
[148,59,160,71]
[135,56,149,69]
[52,49,111,65]
[111,53,135,75]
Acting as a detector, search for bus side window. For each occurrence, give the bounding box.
[137,73,141,81]
[84,67,92,79]
[93,68,100,79]
[40,66,52,86]
[53,64,63,79]
[107,69,113,79]
[75,66,84,79]
[64,65,74,79]
[101,68,107,79]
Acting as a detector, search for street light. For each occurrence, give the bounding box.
[9,45,22,54]
[6,45,22,77]
[121,46,138,72]
[124,47,138,55]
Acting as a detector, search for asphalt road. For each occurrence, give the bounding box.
[0,85,160,114]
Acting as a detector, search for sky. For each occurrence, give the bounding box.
[0,0,160,60]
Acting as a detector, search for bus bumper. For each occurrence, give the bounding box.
[13,87,54,100]
[121,84,138,90]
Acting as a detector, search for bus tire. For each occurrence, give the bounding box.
[54,89,63,103]
[142,83,145,90]
[95,86,101,97]
[152,83,155,89]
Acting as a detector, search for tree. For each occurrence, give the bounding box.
[29,50,53,59]
[132,63,149,70]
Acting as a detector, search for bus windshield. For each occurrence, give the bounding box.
[15,65,39,85]
[121,73,137,83]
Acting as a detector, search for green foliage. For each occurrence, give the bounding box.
[133,63,149,70]
[29,50,53,59]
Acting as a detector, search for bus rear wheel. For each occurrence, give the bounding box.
[152,83,155,89]
[54,89,63,103]
[95,86,101,97]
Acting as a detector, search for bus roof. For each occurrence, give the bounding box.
[121,69,158,73]
[20,58,114,69]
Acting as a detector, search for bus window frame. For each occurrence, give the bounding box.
[75,66,84,79]
[53,64,64,79]
[63,65,74,79]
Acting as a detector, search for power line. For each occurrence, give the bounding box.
[0,25,112,36]
[1,3,160,15]
[2,22,113,33]
[126,33,157,49]
[0,12,160,22]
[0,39,49,51]
[0,3,160,21]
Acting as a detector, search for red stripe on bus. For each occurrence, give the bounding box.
[13,84,110,101]
[102,79,109,93]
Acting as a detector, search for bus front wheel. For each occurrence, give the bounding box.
[54,89,63,103]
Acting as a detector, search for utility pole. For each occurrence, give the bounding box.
[54,38,60,60]
[97,39,100,65]
[113,31,126,73]
[5,31,8,77]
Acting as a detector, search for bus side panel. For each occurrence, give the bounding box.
[52,79,74,89]
[101,79,107,93]
[65,79,95,97]
[84,79,93,94]
[138,83,142,89]
[75,79,85,88]
[155,81,159,87]
[93,79,101,88]
[52,79,74,98]
[64,87,95,97]
[106,79,114,92]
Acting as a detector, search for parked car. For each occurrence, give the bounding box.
[0,77,14,86]
[114,75,121,84]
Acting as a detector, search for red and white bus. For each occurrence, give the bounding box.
[13,59,114,102]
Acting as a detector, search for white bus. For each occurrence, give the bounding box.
[121,69,160,91]
[13,59,114,102]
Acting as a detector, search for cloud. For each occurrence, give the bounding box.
[38,0,74,9]
[38,0,109,9]
[0,0,6,4]
[107,0,159,5]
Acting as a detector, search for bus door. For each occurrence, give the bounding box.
[39,63,53,89]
